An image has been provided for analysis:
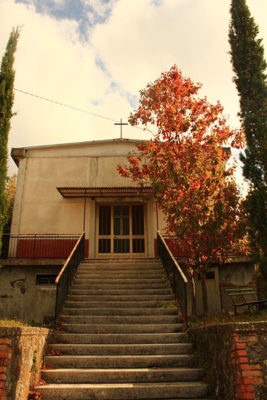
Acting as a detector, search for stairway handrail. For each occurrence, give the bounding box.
[55,231,85,319]
[157,230,188,322]
[157,231,188,283]
[55,232,85,284]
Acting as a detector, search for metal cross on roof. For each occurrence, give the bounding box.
[114,118,128,139]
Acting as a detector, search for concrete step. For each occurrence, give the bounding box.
[42,367,203,384]
[67,294,174,302]
[74,272,167,284]
[69,289,172,296]
[80,259,162,264]
[64,300,177,309]
[81,263,163,267]
[62,307,178,316]
[53,333,185,344]
[76,275,166,281]
[76,270,165,276]
[82,258,160,263]
[82,258,160,262]
[48,343,192,356]
[81,261,162,265]
[59,315,179,324]
[44,354,194,369]
[36,258,207,400]
[36,382,207,399]
[78,269,164,274]
[58,323,183,334]
[72,282,169,289]
[78,265,163,272]
[77,267,165,277]
[75,272,165,279]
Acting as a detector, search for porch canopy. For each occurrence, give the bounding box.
[57,186,153,198]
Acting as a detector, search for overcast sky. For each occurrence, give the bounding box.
[0,0,267,176]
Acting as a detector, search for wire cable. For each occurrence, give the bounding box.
[14,87,156,137]
[14,88,118,122]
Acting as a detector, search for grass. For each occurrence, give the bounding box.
[0,318,55,329]
[0,318,31,327]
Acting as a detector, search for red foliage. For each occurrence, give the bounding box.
[119,65,249,274]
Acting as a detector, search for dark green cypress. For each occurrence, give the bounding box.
[0,28,19,249]
[229,0,267,294]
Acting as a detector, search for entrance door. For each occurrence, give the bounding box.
[113,205,130,253]
[97,204,145,256]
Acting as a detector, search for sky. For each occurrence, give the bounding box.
[0,0,267,177]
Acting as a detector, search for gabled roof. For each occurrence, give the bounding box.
[11,138,147,166]
[11,137,231,167]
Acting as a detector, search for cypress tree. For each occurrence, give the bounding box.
[0,28,19,249]
[229,0,267,293]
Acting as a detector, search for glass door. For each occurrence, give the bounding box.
[98,205,111,253]
[97,204,145,256]
[113,206,130,253]
[132,205,145,253]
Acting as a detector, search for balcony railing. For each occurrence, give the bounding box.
[157,231,188,322]
[55,232,85,319]
[0,234,81,259]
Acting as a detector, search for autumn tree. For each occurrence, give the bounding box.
[0,175,16,257]
[0,27,19,251]
[229,0,267,294]
[118,66,248,315]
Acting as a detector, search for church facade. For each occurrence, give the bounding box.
[10,138,164,259]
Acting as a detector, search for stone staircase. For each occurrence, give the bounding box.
[37,258,207,399]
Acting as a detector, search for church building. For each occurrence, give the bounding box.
[0,138,254,323]
[10,138,161,258]
[0,138,168,323]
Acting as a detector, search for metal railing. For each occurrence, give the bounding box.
[0,234,80,259]
[55,232,85,319]
[157,231,188,322]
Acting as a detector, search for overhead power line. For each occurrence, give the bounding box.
[14,88,118,122]
[14,88,156,136]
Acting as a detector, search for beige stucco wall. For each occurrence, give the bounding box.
[11,140,158,258]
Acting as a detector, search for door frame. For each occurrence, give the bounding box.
[96,202,147,258]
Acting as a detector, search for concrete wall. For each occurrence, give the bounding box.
[177,264,221,316]
[0,326,49,400]
[0,263,61,324]
[172,261,255,316]
[219,261,256,313]
[195,266,221,315]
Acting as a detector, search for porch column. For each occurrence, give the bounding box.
[147,197,158,257]
[88,199,96,258]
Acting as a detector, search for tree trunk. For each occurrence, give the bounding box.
[200,269,208,316]
[190,275,197,316]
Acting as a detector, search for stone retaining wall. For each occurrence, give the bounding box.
[190,321,266,400]
[0,327,49,400]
